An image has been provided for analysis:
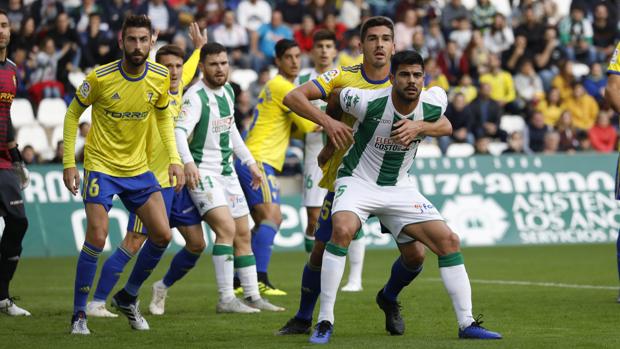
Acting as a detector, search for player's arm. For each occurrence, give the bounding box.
[174,93,201,190]
[231,125,262,190]
[155,78,184,191]
[606,74,620,113]
[182,22,208,87]
[316,87,346,166]
[392,87,452,146]
[283,81,352,149]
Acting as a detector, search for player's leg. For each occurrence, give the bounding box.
[341,230,365,292]
[401,220,501,339]
[615,155,620,302]
[304,206,320,252]
[233,214,284,312]
[376,238,425,335]
[0,170,30,316]
[277,192,334,335]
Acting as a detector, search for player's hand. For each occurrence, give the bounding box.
[391,119,424,147]
[317,142,335,167]
[325,119,353,150]
[169,163,185,192]
[248,163,263,190]
[188,22,208,49]
[184,162,200,190]
[63,167,80,195]
[12,161,30,189]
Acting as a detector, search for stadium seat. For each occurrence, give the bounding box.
[37,98,67,128]
[68,71,86,89]
[10,98,35,128]
[50,125,64,149]
[230,69,258,91]
[500,115,526,135]
[446,143,475,157]
[16,123,50,154]
[416,143,442,158]
[488,142,508,156]
[572,63,590,79]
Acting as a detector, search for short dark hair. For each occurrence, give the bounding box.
[156,44,185,63]
[0,9,8,21]
[313,29,337,47]
[200,42,227,62]
[121,14,152,39]
[390,50,424,75]
[275,39,298,59]
[360,16,394,42]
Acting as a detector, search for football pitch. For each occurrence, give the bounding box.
[1,244,618,349]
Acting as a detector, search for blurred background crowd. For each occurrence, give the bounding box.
[4,0,620,174]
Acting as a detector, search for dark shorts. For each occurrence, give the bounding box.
[0,169,26,219]
[82,170,161,213]
[235,159,280,207]
[127,187,202,234]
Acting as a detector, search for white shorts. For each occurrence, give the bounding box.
[332,176,444,244]
[189,174,249,219]
[303,132,328,207]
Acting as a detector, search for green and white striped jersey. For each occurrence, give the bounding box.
[176,80,254,176]
[295,68,326,160]
[337,86,447,186]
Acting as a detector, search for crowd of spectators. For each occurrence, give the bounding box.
[4,0,620,166]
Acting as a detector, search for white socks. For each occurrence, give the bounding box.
[318,250,346,324]
[345,238,365,286]
[237,264,260,301]
[440,264,474,329]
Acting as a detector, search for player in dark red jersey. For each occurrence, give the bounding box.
[0,8,30,316]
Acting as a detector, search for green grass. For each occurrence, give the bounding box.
[1,244,618,348]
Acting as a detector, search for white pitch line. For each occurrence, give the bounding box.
[426,278,617,290]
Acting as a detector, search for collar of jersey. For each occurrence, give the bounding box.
[361,66,389,85]
[390,94,416,120]
[119,60,149,82]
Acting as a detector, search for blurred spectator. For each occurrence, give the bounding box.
[234,89,254,133]
[536,87,563,127]
[28,37,69,101]
[526,110,550,153]
[460,30,488,80]
[439,92,474,153]
[535,26,565,92]
[80,13,114,69]
[237,0,271,32]
[21,145,39,165]
[411,32,429,60]
[437,40,462,85]
[513,59,543,110]
[514,4,545,57]
[339,0,367,30]
[425,20,445,58]
[588,111,617,153]
[213,9,250,68]
[563,81,599,131]
[592,3,617,63]
[449,74,477,104]
[503,34,528,73]
[307,0,337,25]
[49,12,80,91]
[294,15,316,54]
[72,0,101,33]
[277,0,306,30]
[471,0,496,31]
[474,136,491,155]
[582,62,607,103]
[541,0,561,26]
[502,131,527,154]
[248,67,270,106]
[551,60,574,101]
[483,13,513,55]
[543,130,560,154]
[558,5,595,65]
[394,8,421,52]
[479,53,516,110]
[201,0,225,27]
[10,16,37,54]
[555,110,579,152]
[469,82,506,141]
[75,122,90,162]
[441,0,469,35]
[11,47,30,98]
[337,30,362,67]
[250,10,292,70]
[449,16,472,54]
[48,140,63,164]
[424,57,449,91]
[137,0,178,42]
[30,0,64,32]
[318,13,347,47]
[6,0,25,33]
[103,0,132,32]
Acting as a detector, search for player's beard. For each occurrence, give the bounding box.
[124,49,148,67]
[204,73,227,88]
[395,85,420,103]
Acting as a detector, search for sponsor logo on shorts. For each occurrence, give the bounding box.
[9,199,23,206]
[413,202,434,213]
[182,206,195,214]
[228,195,244,207]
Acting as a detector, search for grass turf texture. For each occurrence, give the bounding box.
[1,244,618,349]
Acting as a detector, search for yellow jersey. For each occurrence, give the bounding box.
[63,59,178,177]
[608,42,620,75]
[312,64,391,191]
[147,49,200,187]
[245,74,316,171]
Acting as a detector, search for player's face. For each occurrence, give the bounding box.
[201,52,229,88]
[361,26,394,68]
[159,54,184,92]
[121,27,151,67]
[276,46,301,79]
[311,40,337,70]
[0,14,11,50]
[391,64,424,103]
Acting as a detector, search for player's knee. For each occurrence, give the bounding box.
[331,225,356,245]
[437,233,460,255]
[87,233,108,249]
[3,216,28,240]
[401,245,425,267]
[309,243,325,266]
[186,240,206,254]
[149,230,172,246]
[122,233,146,254]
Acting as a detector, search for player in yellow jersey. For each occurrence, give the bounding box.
[62,15,184,335]
[277,17,428,337]
[85,23,208,318]
[605,42,620,302]
[234,39,317,296]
